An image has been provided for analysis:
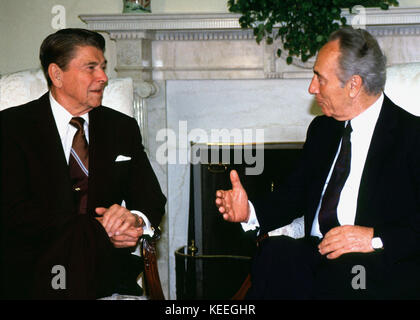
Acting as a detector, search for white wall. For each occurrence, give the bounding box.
[152,0,228,13]
[1,0,420,76]
[0,0,230,76]
[399,0,420,6]
[0,0,120,75]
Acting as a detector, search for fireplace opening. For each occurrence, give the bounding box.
[175,142,303,300]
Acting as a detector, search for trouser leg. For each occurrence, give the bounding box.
[245,236,321,299]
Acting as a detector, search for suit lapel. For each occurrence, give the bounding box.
[355,95,398,224]
[32,93,75,212]
[33,93,71,174]
[323,120,345,174]
[305,118,344,234]
[87,107,115,212]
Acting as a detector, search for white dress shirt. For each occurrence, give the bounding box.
[49,93,153,235]
[50,93,89,163]
[243,94,384,238]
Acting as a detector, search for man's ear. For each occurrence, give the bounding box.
[347,75,363,98]
[48,63,63,88]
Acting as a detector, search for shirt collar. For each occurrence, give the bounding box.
[348,93,384,133]
[49,92,89,140]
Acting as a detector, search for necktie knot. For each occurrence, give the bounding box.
[70,117,85,135]
[343,121,353,137]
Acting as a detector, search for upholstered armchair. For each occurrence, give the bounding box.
[0,68,134,115]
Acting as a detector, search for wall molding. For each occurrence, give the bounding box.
[81,7,420,39]
[81,8,420,80]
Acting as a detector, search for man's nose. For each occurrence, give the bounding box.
[97,68,108,83]
[308,77,318,95]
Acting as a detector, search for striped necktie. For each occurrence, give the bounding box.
[69,117,89,214]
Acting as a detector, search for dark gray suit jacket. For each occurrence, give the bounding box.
[252,95,420,296]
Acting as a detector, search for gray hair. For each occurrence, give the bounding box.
[329,27,386,95]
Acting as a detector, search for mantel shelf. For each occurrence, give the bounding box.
[80,7,420,38]
[79,7,420,80]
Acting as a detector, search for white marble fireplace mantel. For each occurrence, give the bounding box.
[80,7,420,300]
[81,7,420,80]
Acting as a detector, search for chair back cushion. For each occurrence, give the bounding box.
[0,69,134,117]
[384,62,420,116]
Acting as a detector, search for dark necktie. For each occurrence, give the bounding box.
[318,121,353,236]
[69,117,89,214]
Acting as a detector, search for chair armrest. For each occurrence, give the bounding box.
[140,227,165,300]
[231,233,267,300]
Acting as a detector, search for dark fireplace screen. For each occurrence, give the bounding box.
[175,142,303,300]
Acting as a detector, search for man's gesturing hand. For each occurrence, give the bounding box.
[318,225,374,259]
[215,170,250,223]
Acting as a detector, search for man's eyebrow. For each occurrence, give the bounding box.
[85,60,107,67]
[313,68,325,80]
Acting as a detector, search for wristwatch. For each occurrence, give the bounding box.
[371,237,384,251]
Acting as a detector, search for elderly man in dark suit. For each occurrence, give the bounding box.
[0,28,166,299]
[215,27,420,299]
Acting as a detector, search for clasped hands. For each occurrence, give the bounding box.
[215,170,375,259]
[95,204,144,248]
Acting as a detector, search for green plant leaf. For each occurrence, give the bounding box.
[231,0,399,64]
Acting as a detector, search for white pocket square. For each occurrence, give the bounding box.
[115,155,131,162]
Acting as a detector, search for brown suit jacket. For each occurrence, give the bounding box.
[0,93,166,299]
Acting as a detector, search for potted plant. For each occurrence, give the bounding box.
[228,0,399,64]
